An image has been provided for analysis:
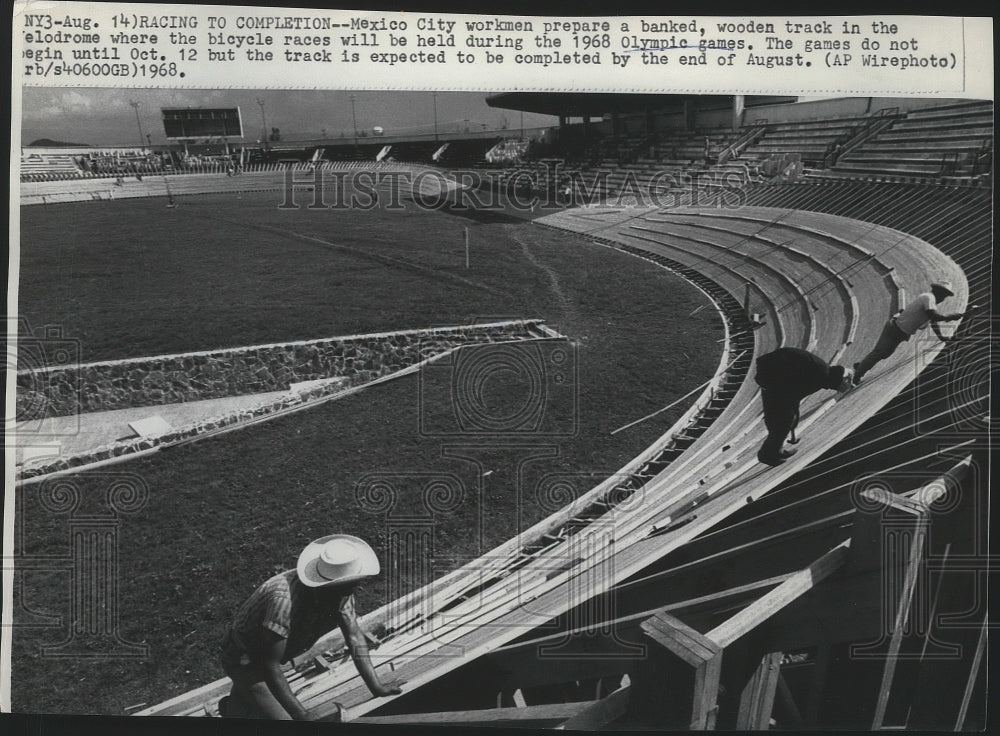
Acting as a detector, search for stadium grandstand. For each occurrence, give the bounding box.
[15,93,991,730]
[21,95,990,208]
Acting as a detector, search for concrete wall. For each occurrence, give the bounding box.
[17,321,544,420]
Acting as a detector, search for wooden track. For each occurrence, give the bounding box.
[138,204,966,721]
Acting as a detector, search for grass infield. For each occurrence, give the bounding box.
[13,190,722,714]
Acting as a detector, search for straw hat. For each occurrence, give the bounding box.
[930,280,955,297]
[297,534,380,588]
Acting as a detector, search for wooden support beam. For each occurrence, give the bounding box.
[642,612,720,667]
[751,568,889,653]
[555,685,631,730]
[693,648,724,730]
[869,489,934,730]
[847,457,969,576]
[754,459,971,658]
[852,466,968,728]
[638,612,723,729]
[775,671,804,728]
[707,540,850,648]
[736,652,782,729]
[954,617,987,731]
[354,700,590,727]
[475,573,790,694]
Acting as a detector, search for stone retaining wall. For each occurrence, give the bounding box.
[17,321,545,421]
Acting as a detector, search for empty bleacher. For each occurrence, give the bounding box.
[739,114,875,166]
[833,100,993,179]
[435,137,502,167]
[315,142,387,162]
[20,151,83,180]
[381,140,441,163]
[19,100,992,195]
[548,128,746,202]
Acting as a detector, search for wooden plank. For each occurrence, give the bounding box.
[870,492,933,729]
[775,671,804,728]
[479,574,789,692]
[555,685,630,730]
[692,651,724,729]
[355,700,588,726]
[953,617,987,730]
[752,569,888,654]
[736,652,783,730]
[641,612,720,666]
[706,540,851,648]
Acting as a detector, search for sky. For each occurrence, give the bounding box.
[19,88,559,146]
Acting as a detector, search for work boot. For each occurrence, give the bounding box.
[852,362,863,385]
[757,446,797,467]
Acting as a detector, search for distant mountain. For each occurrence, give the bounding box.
[27,138,89,147]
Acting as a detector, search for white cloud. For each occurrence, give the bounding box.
[21,90,97,120]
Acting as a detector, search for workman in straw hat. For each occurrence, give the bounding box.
[853,279,976,385]
[755,347,853,467]
[218,535,404,720]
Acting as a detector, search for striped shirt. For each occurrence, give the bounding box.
[220,570,353,667]
[895,292,937,335]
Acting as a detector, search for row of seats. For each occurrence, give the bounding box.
[20,138,509,180]
[263,138,505,168]
[739,115,872,162]
[20,103,992,184]
[833,100,993,178]
[20,152,83,176]
[531,103,992,198]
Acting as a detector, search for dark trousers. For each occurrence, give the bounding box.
[856,319,909,378]
[759,390,800,461]
[219,629,293,719]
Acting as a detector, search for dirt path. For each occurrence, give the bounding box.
[508,227,583,331]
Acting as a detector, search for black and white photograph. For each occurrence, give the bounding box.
[5,5,993,733]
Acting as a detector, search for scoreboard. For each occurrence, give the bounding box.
[161,107,243,140]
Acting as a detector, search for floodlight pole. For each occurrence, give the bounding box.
[129,100,145,150]
[256,97,267,145]
[433,92,438,142]
[350,94,358,147]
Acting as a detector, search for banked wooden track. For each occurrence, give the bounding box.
[139,205,966,720]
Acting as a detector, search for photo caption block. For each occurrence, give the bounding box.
[13,4,992,97]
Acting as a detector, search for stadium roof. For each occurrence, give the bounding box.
[485,93,795,117]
